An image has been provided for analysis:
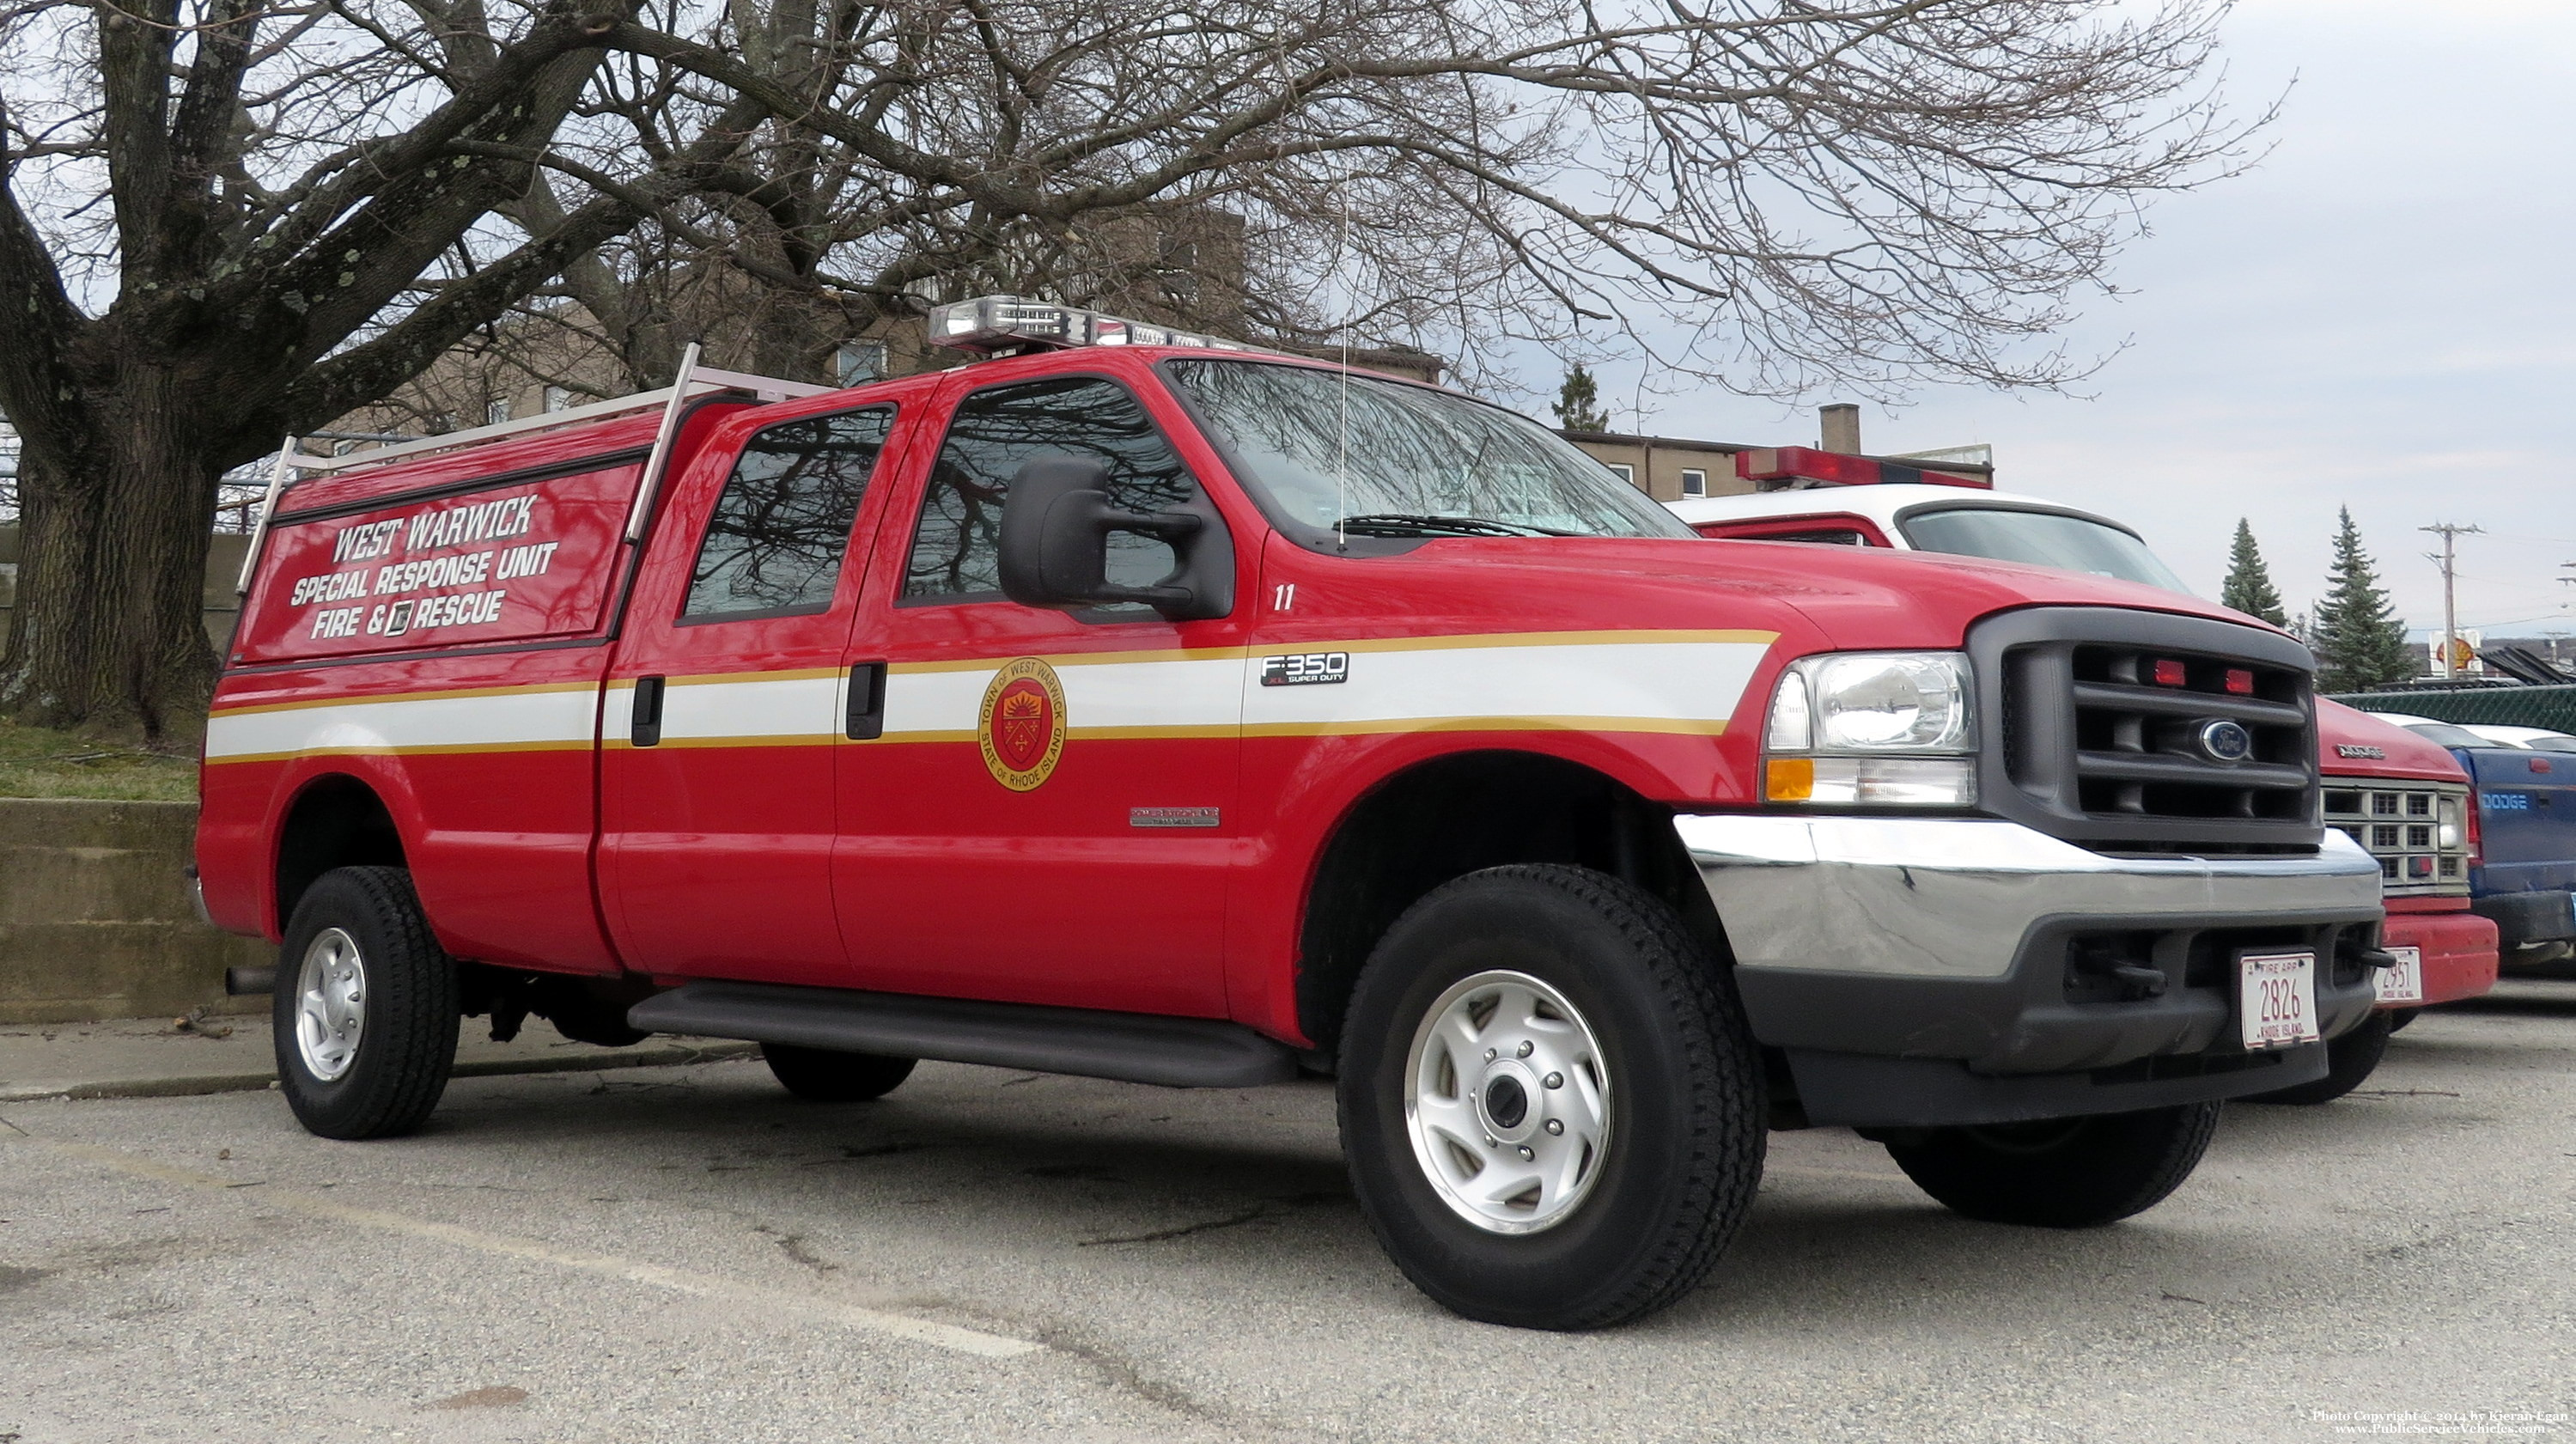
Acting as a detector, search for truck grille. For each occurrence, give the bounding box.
[2324,782,2470,896]
[1972,608,2323,853]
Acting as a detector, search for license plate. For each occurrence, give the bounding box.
[2375,946,2426,1006]
[2239,950,2321,1049]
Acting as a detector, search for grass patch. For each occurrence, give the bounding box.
[0,716,198,801]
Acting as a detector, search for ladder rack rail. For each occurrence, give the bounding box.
[231,360,831,597]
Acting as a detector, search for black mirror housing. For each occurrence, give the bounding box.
[996,458,1232,621]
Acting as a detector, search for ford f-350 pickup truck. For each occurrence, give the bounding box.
[201,298,2384,1330]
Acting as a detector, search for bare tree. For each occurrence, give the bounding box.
[562,0,2263,391]
[1,0,2259,738]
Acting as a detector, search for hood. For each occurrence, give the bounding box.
[1404,535,2283,653]
[2317,698,2469,783]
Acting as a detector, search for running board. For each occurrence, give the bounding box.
[627,982,1299,1089]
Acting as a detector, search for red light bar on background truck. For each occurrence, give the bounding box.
[1734,446,1990,492]
[928,295,1279,356]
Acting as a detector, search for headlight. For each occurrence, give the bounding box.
[1767,653,1972,754]
[1763,651,1976,807]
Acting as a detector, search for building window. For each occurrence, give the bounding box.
[485,399,511,426]
[543,386,573,413]
[1607,463,1635,487]
[837,342,889,386]
[1680,468,1708,497]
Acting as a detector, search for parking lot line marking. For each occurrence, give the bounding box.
[8,1130,1044,1360]
[1763,1164,1915,1185]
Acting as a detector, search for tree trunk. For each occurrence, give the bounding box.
[0,368,223,741]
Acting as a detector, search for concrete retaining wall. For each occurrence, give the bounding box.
[0,799,269,1024]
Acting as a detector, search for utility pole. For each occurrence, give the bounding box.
[2421,522,2483,679]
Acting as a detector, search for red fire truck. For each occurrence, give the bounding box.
[1671,451,2500,1102]
[201,299,2386,1330]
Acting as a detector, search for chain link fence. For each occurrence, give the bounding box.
[2328,685,2576,734]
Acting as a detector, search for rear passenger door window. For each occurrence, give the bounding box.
[685,406,894,621]
[902,376,1196,602]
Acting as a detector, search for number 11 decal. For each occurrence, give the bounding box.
[1273,582,1296,612]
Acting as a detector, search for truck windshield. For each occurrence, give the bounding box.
[1161,359,1691,540]
[1899,506,2191,593]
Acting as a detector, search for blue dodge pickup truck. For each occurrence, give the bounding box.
[2360,712,2576,969]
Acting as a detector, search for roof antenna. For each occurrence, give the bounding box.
[1336,207,1352,552]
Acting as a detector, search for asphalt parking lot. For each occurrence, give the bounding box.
[5,984,2572,1444]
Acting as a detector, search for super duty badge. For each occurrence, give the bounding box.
[1260,651,1350,686]
[2335,744,2387,759]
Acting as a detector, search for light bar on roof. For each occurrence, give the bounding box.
[1735,446,1990,492]
[927,294,1267,356]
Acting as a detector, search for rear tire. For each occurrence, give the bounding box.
[2384,1007,2420,1034]
[1337,864,1765,1331]
[762,1043,917,1102]
[2244,1010,2393,1105]
[1885,1102,2220,1228]
[272,867,459,1141]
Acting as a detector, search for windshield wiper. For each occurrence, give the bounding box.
[1332,512,1571,538]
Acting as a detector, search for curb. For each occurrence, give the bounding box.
[0,1040,763,1103]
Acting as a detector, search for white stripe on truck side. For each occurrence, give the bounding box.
[1239,637,1769,738]
[605,670,846,749]
[204,686,599,763]
[204,630,1779,759]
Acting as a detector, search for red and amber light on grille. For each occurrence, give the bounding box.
[2224,668,2255,695]
[2152,658,2188,686]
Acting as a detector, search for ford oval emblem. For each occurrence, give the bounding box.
[2198,719,2255,764]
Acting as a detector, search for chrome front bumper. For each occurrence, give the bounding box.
[1673,815,2388,1126]
[1674,815,2383,980]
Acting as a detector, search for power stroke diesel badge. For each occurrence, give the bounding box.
[979,656,1067,791]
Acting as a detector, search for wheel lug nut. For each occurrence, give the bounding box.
[1545,1119,1563,1136]
[1544,1072,1563,1089]
[1517,1145,1535,1161]
[1483,1048,1497,1062]
[1516,1040,1533,1058]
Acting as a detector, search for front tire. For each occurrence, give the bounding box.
[762,1044,917,1102]
[272,867,459,1141]
[1337,865,1765,1331]
[2244,1010,2393,1105]
[1884,1102,2220,1228]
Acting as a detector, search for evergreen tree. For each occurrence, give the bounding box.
[2311,508,2415,692]
[1551,363,1612,433]
[2219,519,2290,626]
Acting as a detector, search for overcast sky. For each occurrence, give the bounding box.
[1584,0,2576,643]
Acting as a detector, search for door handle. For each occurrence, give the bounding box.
[846,661,888,740]
[631,674,666,747]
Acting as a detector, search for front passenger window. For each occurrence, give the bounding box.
[903,376,1197,600]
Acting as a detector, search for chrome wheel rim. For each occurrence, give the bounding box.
[1403,969,1613,1235]
[295,927,367,1082]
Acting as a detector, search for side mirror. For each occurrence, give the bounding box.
[997,458,1230,621]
